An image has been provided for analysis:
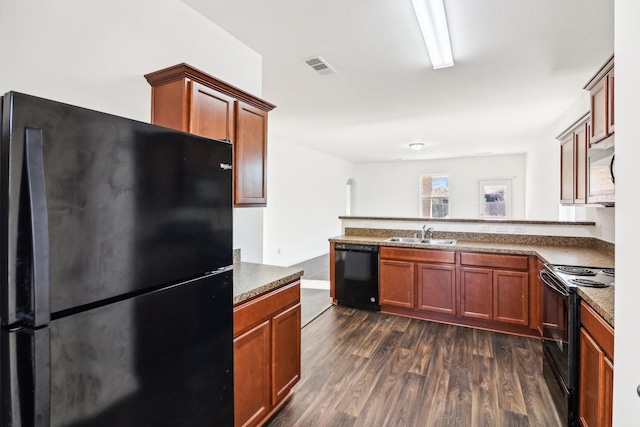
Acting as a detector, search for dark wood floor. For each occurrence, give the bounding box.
[300,288,332,327]
[266,306,562,427]
[290,254,330,281]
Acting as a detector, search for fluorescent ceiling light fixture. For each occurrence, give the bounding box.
[411,0,454,69]
[409,143,425,150]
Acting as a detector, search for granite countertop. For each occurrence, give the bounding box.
[233,262,304,306]
[330,235,615,327]
[339,216,596,226]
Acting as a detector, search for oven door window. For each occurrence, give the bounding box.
[542,282,570,382]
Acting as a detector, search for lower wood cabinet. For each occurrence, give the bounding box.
[460,267,493,320]
[379,259,415,308]
[234,321,271,426]
[233,281,301,427]
[460,267,529,326]
[377,247,536,336]
[459,252,529,327]
[272,304,302,404]
[579,301,614,427]
[379,247,456,315]
[417,263,457,315]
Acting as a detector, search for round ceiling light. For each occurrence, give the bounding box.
[409,143,425,150]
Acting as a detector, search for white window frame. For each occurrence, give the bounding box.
[478,179,512,219]
[420,174,449,218]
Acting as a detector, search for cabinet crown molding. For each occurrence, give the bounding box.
[556,112,590,141]
[144,63,276,112]
[583,54,614,91]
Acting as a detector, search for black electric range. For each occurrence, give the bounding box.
[539,264,614,427]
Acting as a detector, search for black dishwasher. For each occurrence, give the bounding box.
[334,243,380,311]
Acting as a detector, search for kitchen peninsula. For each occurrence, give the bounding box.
[331,216,614,328]
[233,261,303,427]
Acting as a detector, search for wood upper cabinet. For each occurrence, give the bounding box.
[235,102,268,206]
[579,301,614,427]
[584,55,614,145]
[589,77,608,144]
[574,122,588,204]
[459,253,529,326]
[558,114,589,205]
[560,133,575,204]
[190,81,235,141]
[607,68,614,134]
[144,63,275,207]
[233,282,301,427]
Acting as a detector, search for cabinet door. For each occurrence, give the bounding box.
[234,320,271,427]
[602,356,614,427]
[235,101,268,206]
[493,270,529,325]
[607,70,615,134]
[460,267,492,320]
[579,328,602,427]
[272,303,301,405]
[574,123,588,204]
[190,81,236,141]
[417,263,456,315]
[590,77,608,144]
[560,134,575,204]
[380,259,415,308]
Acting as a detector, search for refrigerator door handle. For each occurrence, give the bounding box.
[25,127,51,326]
[5,327,51,427]
[31,327,52,427]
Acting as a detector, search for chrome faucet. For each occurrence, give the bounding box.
[421,225,434,240]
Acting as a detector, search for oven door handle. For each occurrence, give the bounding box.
[539,270,570,297]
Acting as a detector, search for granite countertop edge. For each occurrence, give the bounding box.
[233,261,304,306]
[338,216,596,226]
[330,235,615,327]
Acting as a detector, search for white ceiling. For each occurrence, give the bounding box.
[182,0,614,163]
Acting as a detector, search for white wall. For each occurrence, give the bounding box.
[355,154,526,219]
[525,140,562,220]
[263,137,356,266]
[613,0,640,423]
[572,206,615,243]
[0,0,265,262]
[525,94,590,222]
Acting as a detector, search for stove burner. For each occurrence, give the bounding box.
[555,266,596,276]
[569,278,608,288]
[600,269,615,277]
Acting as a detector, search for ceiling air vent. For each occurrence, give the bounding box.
[304,56,336,75]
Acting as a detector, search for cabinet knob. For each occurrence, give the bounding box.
[637,384,640,398]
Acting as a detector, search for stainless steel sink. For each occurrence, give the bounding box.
[385,237,421,243]
[419,239,456,245]
[385,237,456,246]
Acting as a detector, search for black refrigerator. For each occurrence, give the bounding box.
[0,92,234,426]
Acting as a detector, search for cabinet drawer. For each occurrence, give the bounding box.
[460,252,528,270]
[234,281,300,337]
[380,247,455,264]
[581,301,614,360]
